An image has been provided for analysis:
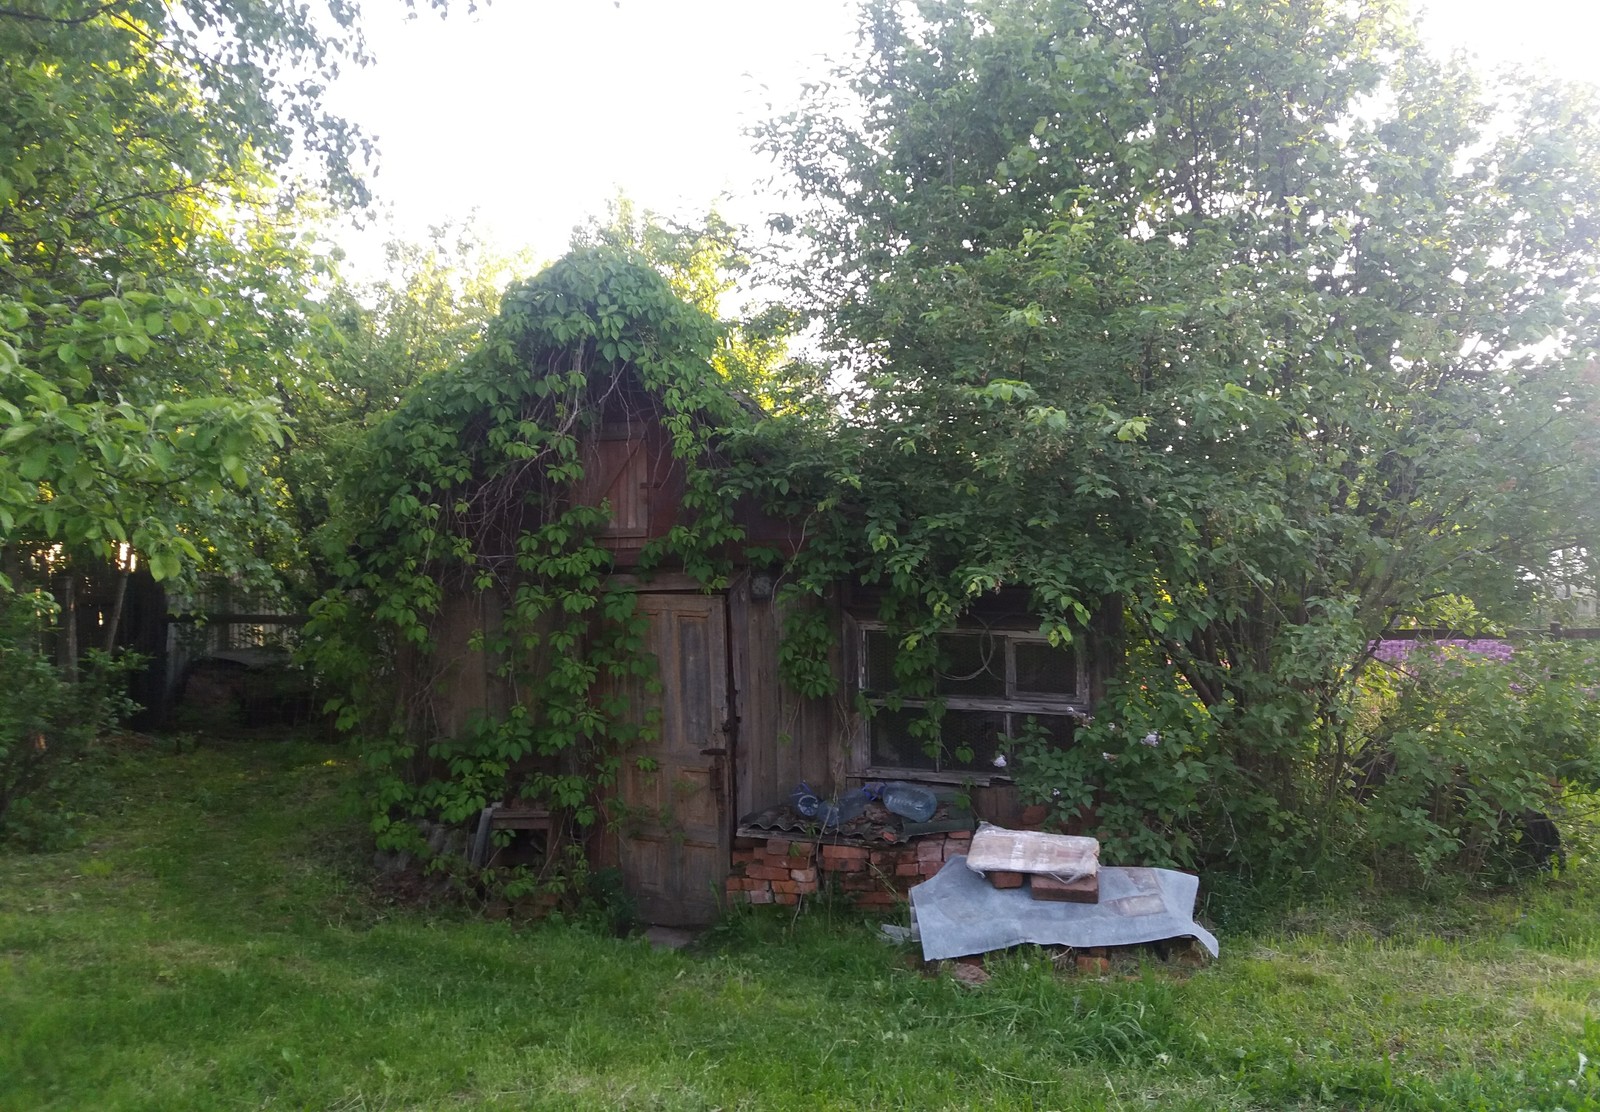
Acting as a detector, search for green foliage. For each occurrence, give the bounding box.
[576,197,794,402]
[0,1,458,588]
[308,245,758,868]
[0,585,138,847]
[273,218,536,600]
[1014,675,1214,869]
[754,0,1600,871]
[1357,641,1600,884]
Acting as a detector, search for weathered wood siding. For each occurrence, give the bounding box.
[727,571,844,820]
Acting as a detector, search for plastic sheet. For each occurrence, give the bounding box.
[910,855,1219,962]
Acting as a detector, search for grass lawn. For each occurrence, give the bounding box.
[3,737,1600,1110]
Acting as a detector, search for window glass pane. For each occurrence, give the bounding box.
[869,706,1007,772]
[863,629,895,692]
[869,706,937,770]
[934,632,1006,697]
[940,709,1008,766]
[1006,713,1077,748]
[1014,639,1078,697]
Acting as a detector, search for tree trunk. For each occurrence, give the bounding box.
[57,573,78,683]
[102,566,130,655]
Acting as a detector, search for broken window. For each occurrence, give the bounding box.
[857,626,1087,778]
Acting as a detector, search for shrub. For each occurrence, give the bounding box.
[0,585,140,848]
[1356,640,1600,883]
[1011,665,1218,869]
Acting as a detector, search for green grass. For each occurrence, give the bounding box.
[4,739,1600,1110]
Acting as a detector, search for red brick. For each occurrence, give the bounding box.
[774,892,799,905]
[821,844,869,862]
[869,850,897,868]
[789,868,817,884]
[820,858,865,874]
[1075,955,1110,975]
[1031,872,1099,904]
[772,880,800,895]
[894,862,922,878]
[746,864,791,881]
[854,891,898,907]
[916,839,945,864]
[841,873,876,892]
[765,838,793,857]
[988,871,1025,889]
[945,831,972,843]
[794,879,819,895]
[747,888,774,904]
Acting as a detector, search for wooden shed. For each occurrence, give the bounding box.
[348,251,1104,926]
[417,384,1106,923]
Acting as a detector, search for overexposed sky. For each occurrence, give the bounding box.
[326,0,859,270]
[326,0,1600,271]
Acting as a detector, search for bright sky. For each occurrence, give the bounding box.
[326,0,1600,274]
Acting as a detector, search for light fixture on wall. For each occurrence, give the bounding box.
[749,569,776,602]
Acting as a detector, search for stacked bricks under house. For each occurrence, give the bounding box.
[725,830,974,910]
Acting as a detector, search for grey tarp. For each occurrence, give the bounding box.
[910,855,1219,962]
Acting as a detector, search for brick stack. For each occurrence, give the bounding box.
[725,830,973,911]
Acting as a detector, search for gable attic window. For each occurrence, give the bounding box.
[856,624,1088,781]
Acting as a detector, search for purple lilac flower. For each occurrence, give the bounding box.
[1372,639,1514,666]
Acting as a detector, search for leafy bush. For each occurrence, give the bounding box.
[1012,631,1600,886]
[1011,664,1217,869]
[0,585,140,848]
[1355,640,1600,883]
[1009,628,1352,873]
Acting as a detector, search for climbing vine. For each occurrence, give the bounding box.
[306,248,754,869]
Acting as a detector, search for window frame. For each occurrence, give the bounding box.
[851,620,1091,784]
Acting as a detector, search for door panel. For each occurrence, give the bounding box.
[614,593,730,926]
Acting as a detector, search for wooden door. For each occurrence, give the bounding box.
[614,593,730,926]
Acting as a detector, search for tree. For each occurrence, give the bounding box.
[0,0,458,588]
[755,0,1600,865]
[273,218,535,600]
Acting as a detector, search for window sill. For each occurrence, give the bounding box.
[856,767,1014,788]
